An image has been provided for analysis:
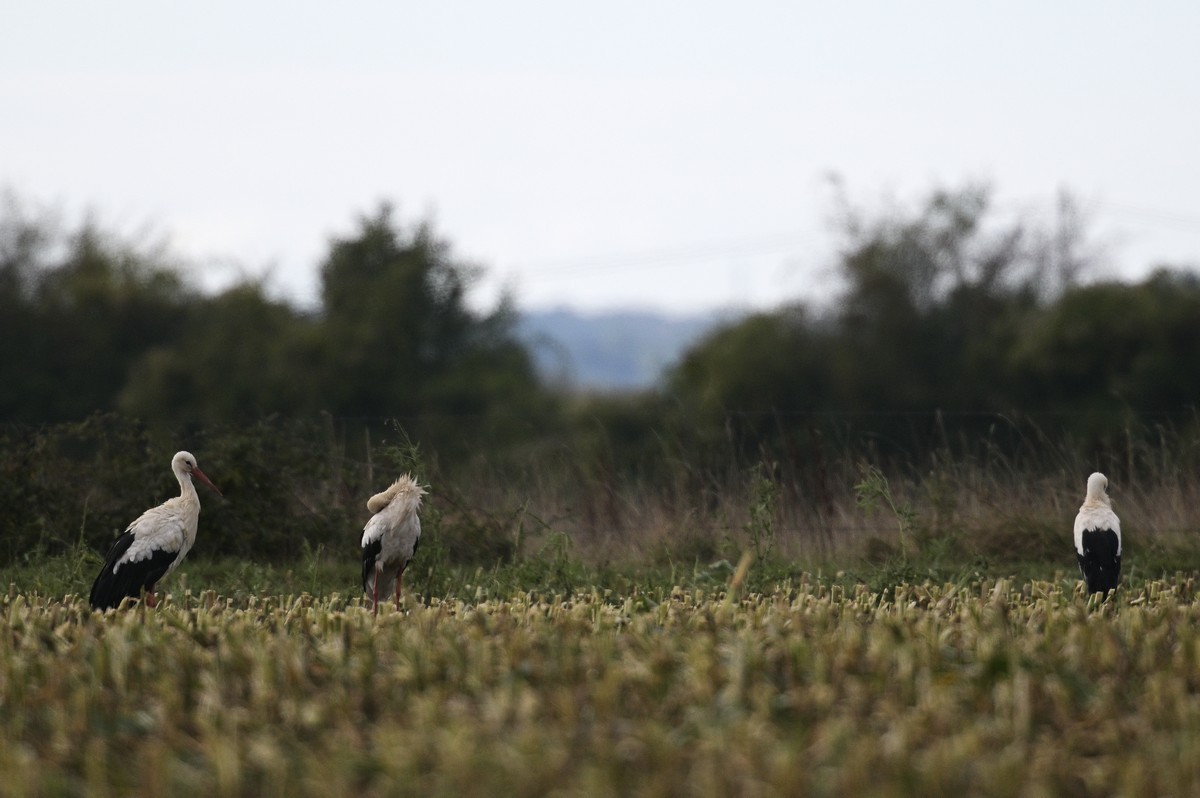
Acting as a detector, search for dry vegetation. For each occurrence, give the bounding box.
[6,414,1200,585]
[6,420,1200,795]
[453,451,1200,584]
[5,578,1200,796]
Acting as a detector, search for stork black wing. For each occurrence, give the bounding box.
[89,532,178,610]
[362,538,383,592]
[1077,528,1121,595]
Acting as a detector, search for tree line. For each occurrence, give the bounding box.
[666,186,1200,466]
[2,184,1200,562]
[4,186,1200,451]
[0,197,547,446]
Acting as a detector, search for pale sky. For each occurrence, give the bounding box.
[2,1,1198,315]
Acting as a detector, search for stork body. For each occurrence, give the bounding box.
[89,451,221,610]
[361,474,425,614]
[1073,472,1122,596]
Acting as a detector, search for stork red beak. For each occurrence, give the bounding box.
[192,466,222,496]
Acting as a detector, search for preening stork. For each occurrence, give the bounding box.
[89,451,221,610]
[361,474,426,614]
[1073,472,1122,596]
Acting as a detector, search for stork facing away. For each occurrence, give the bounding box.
[361,474,426,614]
[1074,472,1122,596]
[89,451,221,610]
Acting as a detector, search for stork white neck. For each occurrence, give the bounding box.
[170,451,203,506]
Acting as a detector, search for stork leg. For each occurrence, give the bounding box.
[372,575,379,616]
[394,570,404,613]
[145,586,158,608]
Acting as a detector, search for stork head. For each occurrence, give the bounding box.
[1085,472,1109,502]
[366,473,426,514]
[173,450,222,496]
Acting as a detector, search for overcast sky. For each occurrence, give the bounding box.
[3,1,1198,315]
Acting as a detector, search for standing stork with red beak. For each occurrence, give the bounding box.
[361,474,426,614]
[89,451,221,610]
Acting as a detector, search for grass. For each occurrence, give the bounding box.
[6,564,1200,796]
[7,414,1200,592]
[4,530,1200,609]
[7,421,1200,793]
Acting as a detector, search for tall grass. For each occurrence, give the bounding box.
[3,412,1200,581]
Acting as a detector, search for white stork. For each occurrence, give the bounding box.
[1073,471,1122,596]
[89,451,221,610]
[361,474,426,614]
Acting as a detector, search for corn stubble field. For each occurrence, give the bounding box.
[5,578,1200,797]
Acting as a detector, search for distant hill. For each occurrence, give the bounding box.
[517,308,729,391]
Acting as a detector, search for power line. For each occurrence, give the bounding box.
[508,230,822,277]
[1098,202,1200,231]
[504,197,1200,282]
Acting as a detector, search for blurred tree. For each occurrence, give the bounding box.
[664,183,1105,460]
[1010,268,1200,428]
[667,308,832,441]
[0,196,549,440]
[830,184,1056,413]
[0,196,45,418]
[119,281,318,423]
[0,197,191,421]
[316,204,547,446]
